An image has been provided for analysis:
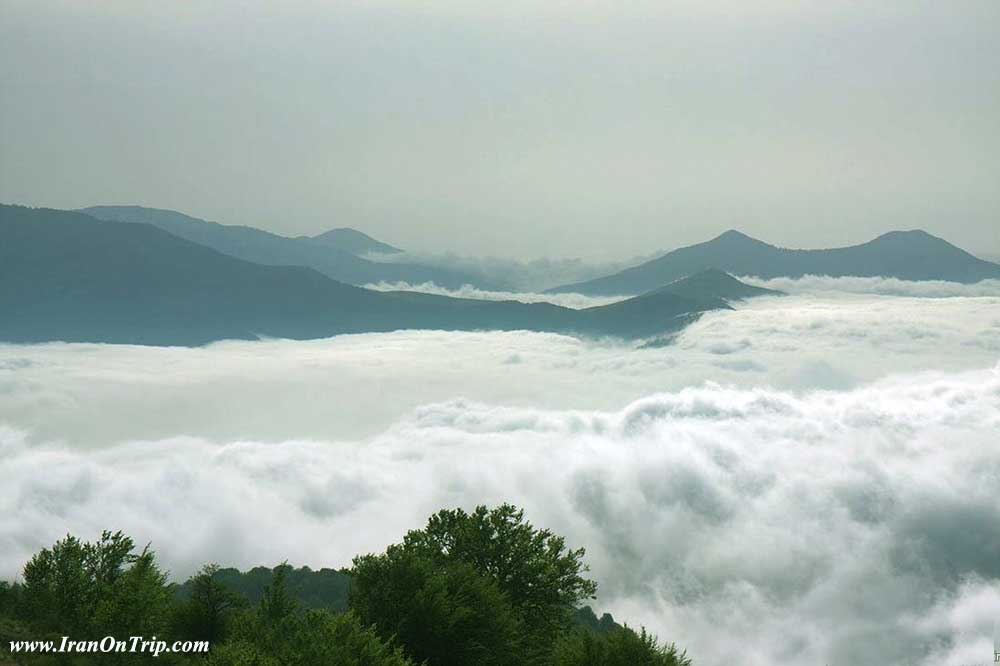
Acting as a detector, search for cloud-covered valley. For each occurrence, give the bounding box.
[2,286,996,446]
[2,280,1000,665]
[362,281,624,309]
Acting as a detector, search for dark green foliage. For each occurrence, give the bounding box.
[553,626,693,666]
[351,503,597,665]
[20,533,92,635]
[208,565,412,666]
[171,565,247,643]
[20,531,171,641]
[258,563,298,623]
[175,564,350,612]
[91,546,172,640]
[0,615,35,666]
[406,504,598,622]
[13,532,174,665]
[2,509,693,666]
[0,582,21,617]
[351,550,522,666]
[208,609,414,666]
[573,605,620,634]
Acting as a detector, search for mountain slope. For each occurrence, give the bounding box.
[2,206,380,345]
[1,205,745,346]
[550,229,1000,295]
[79,206,487,289]
[310,227,402,255]
[650,267,781,301]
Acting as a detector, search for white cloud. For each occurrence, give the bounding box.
[363,281,624,308]
[366,250,653,292]
[1,288,997,446]
[2,283,1000,665]
[2,366,1000,665]
[742,275,1000,298]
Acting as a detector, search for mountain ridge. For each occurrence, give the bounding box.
[79,205,492,290]
[549,228,1000,295]
[2,205,752,346]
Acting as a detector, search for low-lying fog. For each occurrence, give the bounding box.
[2,276,1000,666]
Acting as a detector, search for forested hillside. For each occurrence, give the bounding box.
[0,505,690,666]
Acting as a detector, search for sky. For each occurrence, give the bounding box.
[3,278,1000,665]
[1,1,999,259]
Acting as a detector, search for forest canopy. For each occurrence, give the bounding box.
[0,505,690,666]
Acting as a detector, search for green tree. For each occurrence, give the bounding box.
[21,534,91,634]
[351,548,521,666]
[16,532,175,665]
[351,504,597,665]
[20,531,170,640]
[573,606,619,634]
[279,610,415,666]
[173,565,350,612]
[552,626,692,666]
[93,545,172,639]
[259,563,298,625]
[0,581,21,617]
[172,564,247,643]
[212,602,413,666]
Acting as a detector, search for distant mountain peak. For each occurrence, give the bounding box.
[661,267,735,287]
[312,227,402,255]
[716,229,752,240]
[0,204,731,344]
[79,204,492,288]
[548,227,1000,295]
[710,229,766,245]
[650,268,781,301]
[873,229,942,243]
[683,267,731,279]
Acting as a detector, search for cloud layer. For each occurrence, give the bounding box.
[2,366,999,666]
[366,251,652,292]
[2,283,1000,665]
[363,280,624,309]
[2,288,996,446]
[742,275,1000,298]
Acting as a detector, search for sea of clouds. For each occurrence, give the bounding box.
[364,250,658,292]
[742,275,1000,299]
[2,277,1000,666]
[362,281,623,309]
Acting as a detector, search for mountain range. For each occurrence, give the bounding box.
[7,202,995,346]
[549,229,1000,295]
[80,206,494,290]
[1,205,770,346]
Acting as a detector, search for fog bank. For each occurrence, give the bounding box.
[2,365,999,665]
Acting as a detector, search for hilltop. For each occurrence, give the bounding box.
[310,227,402,255]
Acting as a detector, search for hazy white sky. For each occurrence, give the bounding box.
[2,1,998,259]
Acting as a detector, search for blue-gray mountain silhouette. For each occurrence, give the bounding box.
[79,205,489,289]
[2,205,764,346]
[550,229,1000,295]
[309,227,402,256]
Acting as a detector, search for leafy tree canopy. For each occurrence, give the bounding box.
[553,626,693,666]
[351,503,598,665]
[21,530,171,641]
[3,509,691,666]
